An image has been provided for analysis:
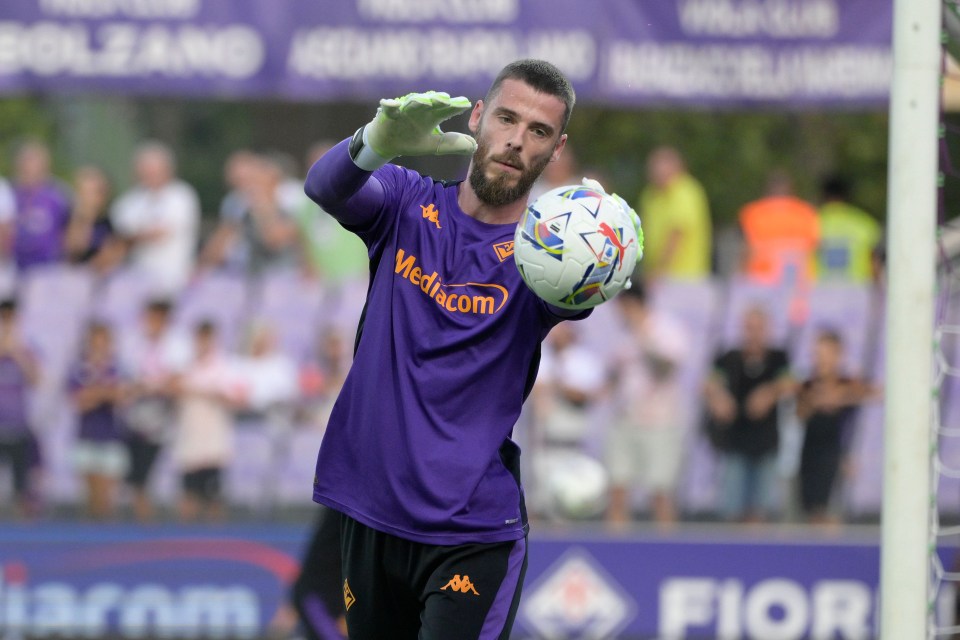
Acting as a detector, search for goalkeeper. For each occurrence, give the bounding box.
[303,59,631,639]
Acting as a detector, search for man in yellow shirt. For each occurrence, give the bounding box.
[816,176,882,284]
[638,147,712,281]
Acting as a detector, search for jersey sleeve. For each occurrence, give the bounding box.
[303,138,394,248]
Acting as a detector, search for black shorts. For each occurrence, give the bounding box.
[339,513,527,640]
[0,436,31,496]
[181,466,222,503]
[292,506,345,640]
[125,433,162,488]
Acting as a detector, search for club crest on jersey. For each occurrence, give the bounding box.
[343,579,356,611]
[493,240,514,262]
[421,203,441,229]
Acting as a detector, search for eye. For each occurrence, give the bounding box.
[531,128,549,139]
[497,114,514,125]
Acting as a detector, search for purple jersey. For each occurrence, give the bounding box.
[308,142,586,545]
[13,182,71,269]
[68,359,125,443]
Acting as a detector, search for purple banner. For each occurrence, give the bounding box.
[0,524,953,639]
[0,0,892,106]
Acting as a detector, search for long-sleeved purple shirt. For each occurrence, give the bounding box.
[305,140,586,544]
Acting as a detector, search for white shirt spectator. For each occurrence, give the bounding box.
[0,178,15,223]
[537,337,608,443]
[617,310,689,428]
[120,329,193,442]
[173,350,240,471]
[236,350,299,413]
[121,329,193,382]
[111,180,200,295]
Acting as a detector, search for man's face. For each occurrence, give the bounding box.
[467,78,567,207]
[742,309,769,348]
[135,151,172,190]
[143,309,169,338]
[814,337,842,374]
[16,145,50,187]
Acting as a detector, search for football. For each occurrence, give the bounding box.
[514,183,641,310]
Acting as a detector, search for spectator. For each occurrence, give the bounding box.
[5,140,71,272]
[68,322,127,520]
[295,142,368,285]
[199,149,257,273]
[299,326,351,429]
[199,152,299,276]
[111,141,200,295]
[65,166,125,276]
[170,321,243,523]
[121,299,192,522]
[703,307,795,523]
[234,320,299,427]
[815,175,882,285]
[637,146,712,281]
[796,330,874,526]
[0,175,14,228]
[605,283,689,528]
[0,299,40,518]
[532,321,609,520]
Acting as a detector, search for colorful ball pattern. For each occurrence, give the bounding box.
[514,185,640,310]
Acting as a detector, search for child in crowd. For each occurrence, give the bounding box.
[171,321,244,522]
[0,300,40,518]
[68,322,127,520]
[796,329,875,526]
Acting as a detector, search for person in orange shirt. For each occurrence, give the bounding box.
[738,171,820,323]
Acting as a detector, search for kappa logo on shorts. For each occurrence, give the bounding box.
[493,240,514,262]
[421,203,442,229]
[343,579,356,611]
[441,574,480,596]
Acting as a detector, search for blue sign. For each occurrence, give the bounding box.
[0,523,953,639]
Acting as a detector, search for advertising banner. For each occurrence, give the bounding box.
[0,524,951,639]
[0,0,892,106]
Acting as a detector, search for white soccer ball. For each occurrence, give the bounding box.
[540,449,610,520]
[514,184,641,310]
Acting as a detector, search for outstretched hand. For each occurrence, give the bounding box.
[352,91,477,170]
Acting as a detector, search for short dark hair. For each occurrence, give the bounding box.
[816,327,843,347]
[145,299,173,316]
[485,59,576,133]
[0,299,17,314]
[86,320,112,338]
[195,320,217,335]
[821,175,851,201]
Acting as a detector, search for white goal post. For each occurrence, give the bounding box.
[881,0,941,638]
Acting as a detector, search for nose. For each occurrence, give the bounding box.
[505,127,524,150]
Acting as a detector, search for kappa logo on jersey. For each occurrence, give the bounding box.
[421,203,442,229]
[441,574,480,596]
[394,248,509,315]
[343,579,356,611]
[493,240,514,262]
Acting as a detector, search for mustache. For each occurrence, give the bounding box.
[489,150,525,171]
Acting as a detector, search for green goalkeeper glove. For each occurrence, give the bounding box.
[581,177,644,263]
[349,91,478,171]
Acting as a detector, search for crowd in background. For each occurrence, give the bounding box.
[0,137,889,529]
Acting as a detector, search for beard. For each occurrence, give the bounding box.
[468,133,552,207]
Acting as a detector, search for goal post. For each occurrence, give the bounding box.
[881,0,941,638]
